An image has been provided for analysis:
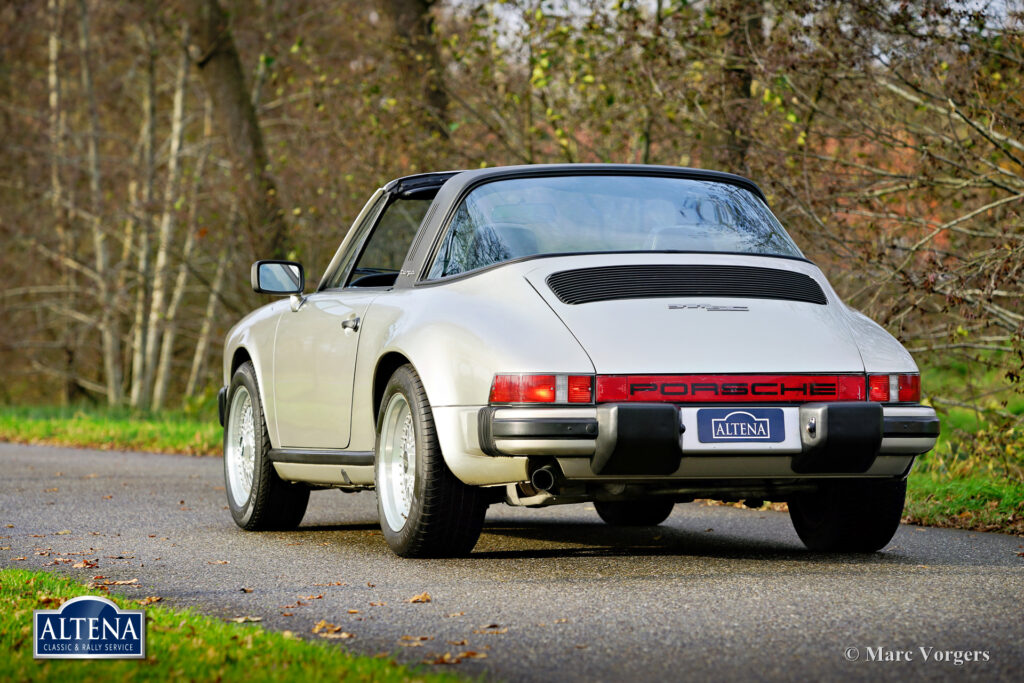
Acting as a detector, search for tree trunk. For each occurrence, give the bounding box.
[713,0,763,174]
[153,98,212,409]
[78,0,122,404]
[129,21,158,408]
[383,0,449,139]
[141,26,189,410]
[180,0,289,258]
[49,0,79,405]
[185,244,228,399]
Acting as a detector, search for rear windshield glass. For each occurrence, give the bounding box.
[426,175,802,279]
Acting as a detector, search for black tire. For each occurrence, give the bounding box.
[595,499,675,526]
[223,361,309,530]
[374,365,487,558]
[788,478,906,552]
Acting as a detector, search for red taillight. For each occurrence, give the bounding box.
[898,374,921,402]
[868,374,890,402]
[488,374,594,404]
[567,375,593,403]
[869,373,921,402]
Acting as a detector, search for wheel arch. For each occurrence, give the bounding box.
[373,351,414,424]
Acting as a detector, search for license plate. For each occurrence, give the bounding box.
[696,408,785,443]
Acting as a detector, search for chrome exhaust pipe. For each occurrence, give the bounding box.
[530,465,558,492]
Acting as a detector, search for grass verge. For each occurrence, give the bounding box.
[0,568,460,682]
[0,405,220,456]
[904,473,1024,535]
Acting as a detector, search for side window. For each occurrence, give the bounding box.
[321,194,387,290]
[347,198,432,288]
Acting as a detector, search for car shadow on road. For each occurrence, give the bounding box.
[468,520,1009,567]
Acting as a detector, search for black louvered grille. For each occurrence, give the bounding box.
[546,264,827,305]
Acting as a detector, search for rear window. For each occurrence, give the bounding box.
[426,175,802,279]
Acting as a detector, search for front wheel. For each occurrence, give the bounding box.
[223,361,309,530]
[374,364,487,558]
[595,499,675,526]
[788,478,906,552]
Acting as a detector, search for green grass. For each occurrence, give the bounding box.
[0,405,221,456]
[0,568,461,682]
[905,472,1024,535]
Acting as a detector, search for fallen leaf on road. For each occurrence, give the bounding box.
[448,639,468,646]
[473,626,508,635]
[5,525,14,528]
[300,594,323,601]
[312,620,354,639]
[408,592,431,603]
[240,587,253,593]
[281,612,293,617]
[44,488,59,493]
[102,495,112,500]
[55,530,71,535]
[444,611,464,617]
[575,644,588,649]
[314,581,345,586]
[705,528,714,532]
[72,559,98,569]
[228,616,262,623]
[208,560,229,565]
[554,618,569,623]
[12,557,26,561]
[366,582,375,587]
[83,473,98,479]
[0,546,9,550]
[400,635,433,641]
[400,641,424,647]
[369,601,386,607]
[347,609,359,614]
[138,596,162,606]
[425,653,459,665]
[457,651,487,659]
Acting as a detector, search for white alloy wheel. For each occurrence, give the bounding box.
[378,392,417,531]
[225,385,256,505]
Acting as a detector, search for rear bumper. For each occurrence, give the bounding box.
[476,402,938,478]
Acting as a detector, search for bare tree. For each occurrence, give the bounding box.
[140,25,190,410]
[383,0,449,139]
[180,0,290,258]
[78,0,122,404]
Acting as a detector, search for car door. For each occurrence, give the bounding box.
[272,289,379,449]
[272,191,433,449]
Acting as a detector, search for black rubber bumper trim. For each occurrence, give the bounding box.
[591,404,683,476]
[268,449,374,466]
[883,415,940,438]
[478,407,598,456]
[791,403,883,474]
[217,386,228,427]
[491,418,599,439]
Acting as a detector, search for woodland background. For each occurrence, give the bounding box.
[1,0,1022,479]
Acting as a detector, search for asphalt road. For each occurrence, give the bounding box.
[1,443,1022,681]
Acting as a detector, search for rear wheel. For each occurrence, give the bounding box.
[788,478,906,552]
[375,364,487,557]
[224,361,309,530]
[595,499,675,526]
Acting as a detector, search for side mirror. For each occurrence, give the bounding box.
[251,260,304,295]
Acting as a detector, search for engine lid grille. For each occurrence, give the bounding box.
[545,264,828,306]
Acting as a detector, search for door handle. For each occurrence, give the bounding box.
[341,316,360,332]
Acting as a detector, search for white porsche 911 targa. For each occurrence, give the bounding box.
[219,164,939,557]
